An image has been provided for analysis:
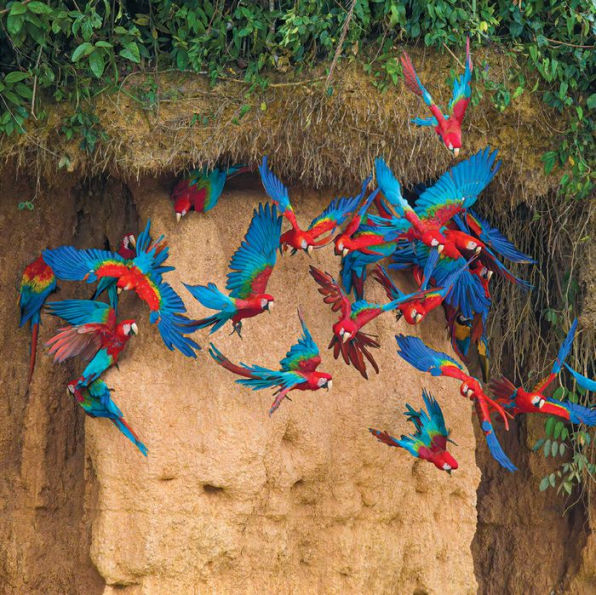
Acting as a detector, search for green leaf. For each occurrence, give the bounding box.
[553,421,564,440]
[5,71,30,84]
[549,473,556,487]
[539,476,550,491]
[551,440,559,457]
[119,43,140,63]
[6,14,24,35]
[587,94,596,110]
[95,41,113,49]
[27,1,53,14]
[533,438,545,451]
[88,51,105,78]
[543,438,551,457]
[545,416,556,437]
[72,42,94,62]
[9,3,28,16]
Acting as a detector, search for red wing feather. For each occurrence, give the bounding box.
[309,266,351,319]
[251,266,273,296]
[400,53,424,97]
[46,326,102,363]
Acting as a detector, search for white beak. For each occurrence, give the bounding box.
[437,245,444,254]
[466,389,474,398]
[307,245,314,255]
[66,386,74,395]
[453,148,460,157]
[475,246,482,254]
[176,212,182,223]
[129,235,136,248]
[131,322,139,335]
[326,380,332,391]
[486,271,494,281]
[342,248,349,257]
[415,313,423,323]
[268,301,275,310]
[342,332,351,343]
[117,287,122,295]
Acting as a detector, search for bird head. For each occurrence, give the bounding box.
[118,234,137,259]
[443,131,462,158]
[433,451,459,474]
[333,319,357,343]
[529,393,546,409]
[421,230,446,254]
[173,196,191,222]
[117,319,139,338]
[402,302,425,325]
[259,295,275,312]
[315,372,333,390]
[333,234,351,257]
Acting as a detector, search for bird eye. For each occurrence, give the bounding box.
[431,239,439,247]
[442,463,451,471]
[466,241,477,250]
[531,396,545,408]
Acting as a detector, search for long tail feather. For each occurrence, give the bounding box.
[27,322,39,389]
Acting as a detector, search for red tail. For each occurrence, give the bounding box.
[400,53,423,96]
[27,322,39,388]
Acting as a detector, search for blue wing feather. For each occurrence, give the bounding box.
[551,319,577,375]
[259,156,292,214]
[279,312,320,372]
[46,299,112,325]
[564,364,596,392]
[395,334,462,376]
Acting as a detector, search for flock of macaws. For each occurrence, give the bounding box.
[18,40,595,473]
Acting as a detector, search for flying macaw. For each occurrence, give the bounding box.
[42,220,200,357]
[185,203,281,337]
[18,255,57,388]
[369,389,458,473]
[372,149,501,259]
[309,265,438,379]
[46,300,137,401]
[171,164,250,222]
[395,333,517,471]
[209,310,332,416]
[72,379,148,456]
[92,233,138,309]
[401,36,472,156]
[491,320,596,425]
[259,156,365,255]
[372,250,474,325]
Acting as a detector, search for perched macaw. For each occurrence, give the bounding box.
[309,265,438,379]
[209,310,332,415]
[185,203,281,337]
[395,333,517,471]
[18,255,57,388]
[491,320,596,425]
[373,250,474,325]
[72,379,148,456]
[46,300,137,401]
[369,389,458,473]
[259,156,365,255]
[92,233,138,309]
[401,36,472,156]
[42,220,200,357]
[372,148,501,258]
[171,164,249,222]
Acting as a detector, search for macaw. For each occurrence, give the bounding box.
[185,203,281,337]
[42,220,200,357]
[259,156,365,255]
[92,233,138,309]
[171,164,250,222]
[72,379,148,456]
[491,320,596,425]
[369,389,458,473]
[18,255,57,388]
[372,148,501,258]
[209,310,332,416]
[395,333,517,471]
[401,36,472,156]
[373,250,475,325]
[564,364,596,392]
[45,300,137,400]
[309,265,438,379]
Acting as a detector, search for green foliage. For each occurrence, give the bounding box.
[0,1,594,194]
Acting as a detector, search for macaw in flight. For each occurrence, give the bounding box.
[369,389,458,473]
[309,265,439,379]
[172,164,250,222]
[185,203,281,338]
[259,156,367,255]
[401,36,473,156]
[72,379,148,456]
[209,310,332,416]
[18,255,57,389]
[42,221,200,357]
[395,333,517,471]
[490,320,596,425]
[372,148,501,259]
[46,300,137,401]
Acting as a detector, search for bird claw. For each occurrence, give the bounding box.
[230,322,243,339]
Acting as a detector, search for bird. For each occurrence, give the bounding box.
[209,310,332,416]
[184,203,281,338]
[45,300,137,401]
[395,333,517,471]
[369,389,458,473]
[171,164,250,222]
[401,36,473,156]
[42,220,200,357]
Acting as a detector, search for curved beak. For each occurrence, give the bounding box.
[437,244,444,254]
[447,469,452,475]
[486,270,494,281]
[117,287,122,295]
[342,332,351,343]
[475,246,482,255]
[306,245,314,256]
[176,212,182,223]
[415,313,423,323]
[131,322,139,335]
[267,301,275,311]
[453,148,460,158]
[129,235,136,248]
[466,388,474,398]
[326,380,332,391]
[342,248,349,257]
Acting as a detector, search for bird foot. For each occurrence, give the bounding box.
[230,322,243,339]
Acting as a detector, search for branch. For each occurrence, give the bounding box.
[326,0,357,88]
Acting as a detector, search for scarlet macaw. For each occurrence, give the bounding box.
[491,320,596,425]
[259,156,366,255]
[209,310,332,416]
[372,148,501,258]
[395,333,517,471]
[401,36,473,156]
[18,255,57,388]
[46,300,137,401]
[309,265,438,379]
[185,203,281,337]
[42,221,200,357]
[73,379,148,456]
[369,389,458,473]
[171,164,250,222]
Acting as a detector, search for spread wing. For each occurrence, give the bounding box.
[331,331,380,379]
[19,256,57,326]
[447,36,473,123]
[132,220,173,278]
[42,246,126,284]
[279,310,321,372]
[395,334,463,378]
[258,156,299,229]
[414,147,501,227]
[564,364,596,392]
[420,389,449,450]
[374,157,418,223]
[309,265,351,319]
[45,299,115,328]
[227,203,282,298]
